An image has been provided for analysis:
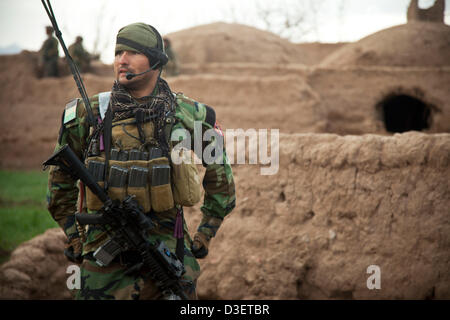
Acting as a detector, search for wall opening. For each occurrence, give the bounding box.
[378,94,432,133]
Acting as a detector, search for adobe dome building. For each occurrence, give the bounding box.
[316,0,450,135]
[320,20,450,68]
[166,22,306,65]
[164,1,450,136]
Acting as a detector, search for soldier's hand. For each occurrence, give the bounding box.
[64,237,83,263]
[191,232,210,259]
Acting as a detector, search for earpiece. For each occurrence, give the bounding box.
[116,25,169,71]
[147,25,168,69]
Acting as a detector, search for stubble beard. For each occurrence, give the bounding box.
[118,72,152,90]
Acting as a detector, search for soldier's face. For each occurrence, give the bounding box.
[114,50,153,86]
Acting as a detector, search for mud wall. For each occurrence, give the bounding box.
[0,228,73,299]
[198,132,450,299]
[307,67,450,135]
[1,132,449,299]
[171,65,450,135]
[408,0,445,23]
[1,60,450,170]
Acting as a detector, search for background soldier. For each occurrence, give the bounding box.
[68,36,93,73]
[39,26,59,77]
[47,22,236,300]
[163,37,179,76]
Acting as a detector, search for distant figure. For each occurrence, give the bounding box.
[68,36,92,73]
[39,26,59,77]
[163,37,179,76]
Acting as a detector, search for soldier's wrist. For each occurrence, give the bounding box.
[197,215,223,239]
[62,215,80,240]
[64,228,80,241]
[192,232,210,259]
[194,231,210,245]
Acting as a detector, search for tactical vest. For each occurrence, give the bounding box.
[84,92,202,214]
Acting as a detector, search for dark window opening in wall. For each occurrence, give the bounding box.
[379,94,431,133]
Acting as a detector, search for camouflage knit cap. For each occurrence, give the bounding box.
[115,22,162,55]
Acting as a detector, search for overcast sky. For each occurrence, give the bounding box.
[0,0,448,63]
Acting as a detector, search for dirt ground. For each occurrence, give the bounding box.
[0,21,449,300]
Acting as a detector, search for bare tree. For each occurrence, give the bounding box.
[91,0,117,61]
[225,2,239,24]
[255,0,323,42]
[223,1,259,26]
[337,0,347,41]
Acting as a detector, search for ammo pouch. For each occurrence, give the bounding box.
[85,154,176,213]
[127,160,151,213]
[149,157,174,212]
[171,148,201,207]
[108,162,128,202]
[85,157,106,211]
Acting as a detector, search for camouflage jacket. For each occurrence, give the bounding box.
[47,85,236,264]
[40,36,59,61]
[68,42,90,69]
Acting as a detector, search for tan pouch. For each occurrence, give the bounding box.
[150,184,174,212]
[107,163,128,202]
[86,181,105,211]
[111,119,154,150]
[108,186,126,202]
[127,161,151,213]
[128,186,151,212]
[171,149,202,207]
[149,157,174,212]
[85,157,106,211]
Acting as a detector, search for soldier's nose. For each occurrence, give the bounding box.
[117,52,130,64]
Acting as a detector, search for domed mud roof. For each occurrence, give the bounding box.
[321,21,450,67]
[165,22,306,64]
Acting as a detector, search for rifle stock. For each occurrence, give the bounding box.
[75,213,106,225]
[43,144,109,204]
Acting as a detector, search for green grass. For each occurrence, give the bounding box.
[0,170,58,263]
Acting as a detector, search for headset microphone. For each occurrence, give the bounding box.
[125,60,162,80]
[125,68,152,80]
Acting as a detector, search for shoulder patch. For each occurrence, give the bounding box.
[98,91,111,120]
[63,99,78,124]
[174,93,217,130]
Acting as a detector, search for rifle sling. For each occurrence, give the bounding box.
[103,106,113,190]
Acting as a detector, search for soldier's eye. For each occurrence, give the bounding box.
[115,51,123,57]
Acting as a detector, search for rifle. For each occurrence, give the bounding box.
[43,144,189,300]
[41,0,95,127]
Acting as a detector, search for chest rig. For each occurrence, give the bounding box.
[84,91,201,215]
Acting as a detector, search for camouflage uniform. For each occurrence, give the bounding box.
[47,80,235,300]
[68,37,91,73]
[39,28,59,77]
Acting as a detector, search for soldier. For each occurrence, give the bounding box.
[68,36,92,73]
[39,26,59,77]
[46,22,235,300]
[163,37,179,76]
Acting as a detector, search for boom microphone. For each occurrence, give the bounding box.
[125,68,152,80]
